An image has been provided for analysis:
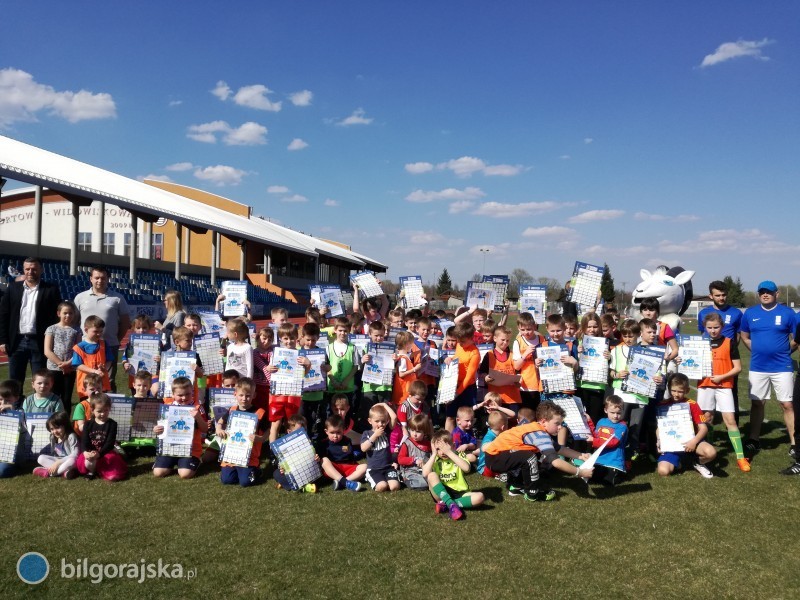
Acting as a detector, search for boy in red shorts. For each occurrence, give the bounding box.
[267,323,309,444]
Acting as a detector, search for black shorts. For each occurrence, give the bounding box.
[153,455,201,471]
[365,466,399,488]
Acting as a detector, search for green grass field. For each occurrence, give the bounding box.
[1,319,799,599]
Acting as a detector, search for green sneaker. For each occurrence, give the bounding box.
[301,483,317,493]
[524,489,556,502]
[507,485,525,497]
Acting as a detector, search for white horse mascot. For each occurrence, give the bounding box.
[631,266,695,334]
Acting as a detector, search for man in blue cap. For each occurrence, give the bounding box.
[740,281,798,462]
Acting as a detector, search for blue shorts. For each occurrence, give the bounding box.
[153,455,201,471]
[445,387,477,418]
[659,451,685,468]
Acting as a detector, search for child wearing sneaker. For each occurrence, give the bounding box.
[423,429,485,520]
[33,411,79,479]
[483,402,593,501]
[689,312,748,472]
[589,395,628,487]
[273,415,320,493]
[656,374,717,478]
[318,414,365,491]
[451,405,480,463]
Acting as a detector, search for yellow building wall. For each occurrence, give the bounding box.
[145,180,250,271]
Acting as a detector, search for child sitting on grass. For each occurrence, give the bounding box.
[273,414,319,493]
[397,414,433,490]
[423,429,485,520]
[318,414,365,492]
[33,411,79,479]
[360,403,400,492]
[76,393,127,481]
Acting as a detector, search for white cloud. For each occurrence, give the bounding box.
[267,185,289,194]
[449,200,475,214]
[211,81,232,101]
[193,165,247,186]
[405,162,435,174]
[289,90,313,106]
[186,120,267,145]
[472,201,567,218]
[139,174,172,183]
[406,155,524,178]
[168,100,183,107]
[584,138,594,144]
[336,108,373,126]
[0,68,116,127]
[324,198,340,207]
[439,156,487,177]
[522,226,578,237]
[225,121,268,145]
[233,84,282,111]
[405,187,485,203]
[583,244,649,256]
[212,80,282,111]
[165,162,195,172]
[568,209,625,223]
[559,155,571,160]
[634,211,700,222]
[700,39,774,68]
[287,138,309,151]
[281,194,308,203]
[483,164,524,176]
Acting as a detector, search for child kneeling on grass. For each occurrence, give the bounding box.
[217,378,269,487]
[483,402,593,502]
[423,429,484,520]
[656,374,717,479]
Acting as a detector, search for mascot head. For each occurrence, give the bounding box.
[632,266,695,317]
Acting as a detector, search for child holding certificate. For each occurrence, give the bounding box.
[480,326,522,412]
[656,374,716,478]
[217,378,269,487]
[153,377,207,479]
[267,323,308,444]
[693,312,748,472]
[577,312,610,424]
[512,312,546,411]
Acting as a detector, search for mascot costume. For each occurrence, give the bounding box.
[631,266,695,334]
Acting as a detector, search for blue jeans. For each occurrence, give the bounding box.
[8,336,46,393]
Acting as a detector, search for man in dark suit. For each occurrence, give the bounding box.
[0,257,62,386]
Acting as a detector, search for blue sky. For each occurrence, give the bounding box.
[2,1,798,297]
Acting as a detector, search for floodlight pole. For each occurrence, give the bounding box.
[480,248,490,277]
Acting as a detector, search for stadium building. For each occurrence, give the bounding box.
[0,135,386,317]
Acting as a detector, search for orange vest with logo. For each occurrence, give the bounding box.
[487,349,521,404]
[485,422,546,455]
[516,334,545,392]
[75,340,111,396]
[699,337,734,389]
[392,354,418,406]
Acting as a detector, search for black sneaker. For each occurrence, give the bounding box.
[507,485,525,497]
[744,439,761,453]
[780,462,800,476]
[789,447,797,459]
[524,489,556,502]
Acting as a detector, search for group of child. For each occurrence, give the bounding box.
[0,293,758,521]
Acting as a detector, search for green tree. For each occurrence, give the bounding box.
[600,263,616,304]
[722,275,746,307]
[436,268,453,295]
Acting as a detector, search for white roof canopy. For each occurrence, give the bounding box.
[0,134,385,269]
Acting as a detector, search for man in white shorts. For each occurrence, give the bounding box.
[739,281,798,456]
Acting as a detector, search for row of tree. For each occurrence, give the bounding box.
[431,268,766,308]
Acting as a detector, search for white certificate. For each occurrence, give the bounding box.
[657,402,696,453]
